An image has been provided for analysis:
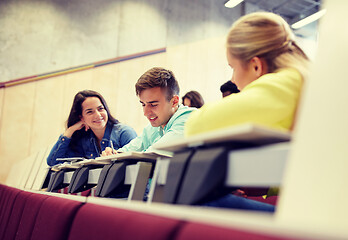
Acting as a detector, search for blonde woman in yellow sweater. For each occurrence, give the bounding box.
[185,12,309,136]
[187,12,310,211]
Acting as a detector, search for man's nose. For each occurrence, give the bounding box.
[143,105,150,116]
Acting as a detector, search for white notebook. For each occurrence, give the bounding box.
[153,123,291,152]
[94,151,172,162]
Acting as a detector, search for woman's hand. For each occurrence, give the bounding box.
[63,121,89,138]
[101,147,117,156]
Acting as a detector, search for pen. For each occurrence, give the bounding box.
[110,140,115,154]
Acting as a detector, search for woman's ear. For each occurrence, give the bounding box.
[250,56,267,78]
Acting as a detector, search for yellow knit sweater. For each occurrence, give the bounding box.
[185,68,303,136]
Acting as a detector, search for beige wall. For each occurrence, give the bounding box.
[0,36,230,183]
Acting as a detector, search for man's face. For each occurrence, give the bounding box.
[139,87,179,128]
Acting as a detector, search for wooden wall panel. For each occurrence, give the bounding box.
[114,59,147,135]
[62,68,94,109]
[183,37,231,103]
[165,44,189,102]
[1,36,231,183]
[0,83,36,183]
[90,64,119,116]
[0,88,4,120]
[166,37,231,105]
[199,37,232,102]
[29,76,66,155]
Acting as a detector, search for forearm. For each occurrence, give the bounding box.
[117,135,144,153]
[46,135,74,166]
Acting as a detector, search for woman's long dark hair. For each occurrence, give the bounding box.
[67,90,119,150]
[182,91,204,108]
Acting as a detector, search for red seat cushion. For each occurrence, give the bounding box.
[247,196,278,206]
[2,191,33,240]
[176,222,296,240]
[68,203,183,240]
[31,196,83,240]
[0,186,22,237]
[15,193,50,240]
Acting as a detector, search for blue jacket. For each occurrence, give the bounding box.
[117,105,195,153]
[47,122,137,166]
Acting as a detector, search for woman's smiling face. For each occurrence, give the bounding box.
[80,97,108,131]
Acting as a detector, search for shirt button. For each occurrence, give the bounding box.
[102,141,104,144]
[90,154,93,157]
[62,138,65,141]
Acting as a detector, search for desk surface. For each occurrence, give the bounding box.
[51,151,172,171]
[153,124,291,152]
[94,151,171,162]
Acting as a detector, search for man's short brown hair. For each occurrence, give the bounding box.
[135,67,180,101]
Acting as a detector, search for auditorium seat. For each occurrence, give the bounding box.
[0,185,19,222]
[60,186,92,197]
[15,193,50,240]
[175,222,296,240]
[31,195,84,240]
[0,185,22,237]
[2,191,33,240]
[247,196,278,206]
[0,184,338,239]
[0,183,86,240]
[68,203,184,240]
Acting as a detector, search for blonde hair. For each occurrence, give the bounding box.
[226,12,309,79]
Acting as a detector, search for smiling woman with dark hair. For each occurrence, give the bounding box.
[47,90,137,166]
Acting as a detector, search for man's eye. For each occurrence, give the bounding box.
[151,104,158,107]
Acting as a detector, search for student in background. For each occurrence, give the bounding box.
[186,12,309,136]
[185,12,309,211]
[220,80,240,98]
[47,90,137,166]
[182,90,204,108]
[103,67,195,155]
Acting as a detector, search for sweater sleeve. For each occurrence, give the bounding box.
[117,135,146,152]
